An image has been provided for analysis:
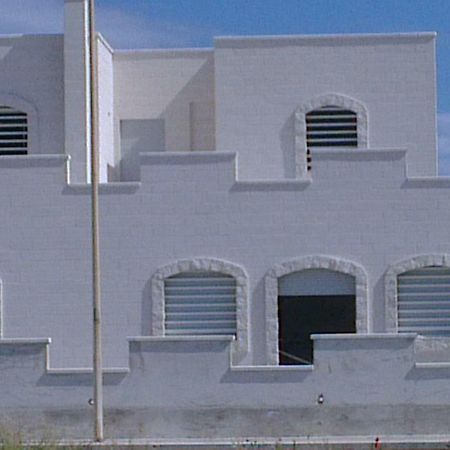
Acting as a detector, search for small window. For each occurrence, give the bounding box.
[397,266,450,336]
[0,106,28,155]
[305,105,357,170]
[164,272,237,336]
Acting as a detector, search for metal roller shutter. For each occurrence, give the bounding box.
[397,267,450,336]
[0,106,28,155]
[164,272,237,336]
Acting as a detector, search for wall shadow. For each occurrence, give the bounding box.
[372,275,386,332]
[141,278,152,336]
[221,368,312,384]
[279,112,296,179]
[160,56,214,152]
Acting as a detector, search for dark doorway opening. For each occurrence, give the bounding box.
[278,295,356,365]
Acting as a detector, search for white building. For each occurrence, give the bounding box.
[1,0,450,444]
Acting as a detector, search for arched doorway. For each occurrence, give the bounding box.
[278,268,356,364]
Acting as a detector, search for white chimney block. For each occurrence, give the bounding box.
[64,0,91,183]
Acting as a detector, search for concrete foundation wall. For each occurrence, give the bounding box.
[1,334,450,441]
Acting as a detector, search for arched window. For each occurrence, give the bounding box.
[305,105,357,171]
[164,271,237,336]
[385,255,450,334]
[151,258,249,363]
[295,94,368,176]
[397,266,450,336]
[0,106,28,155]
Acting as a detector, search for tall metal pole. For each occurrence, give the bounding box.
[87,0,103,442]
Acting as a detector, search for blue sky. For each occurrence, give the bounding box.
[0,0,449,173]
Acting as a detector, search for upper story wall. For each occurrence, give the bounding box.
[215,33,437,179]
[114,49,215,179]
[2,149,450,369]
[0,35,64,155]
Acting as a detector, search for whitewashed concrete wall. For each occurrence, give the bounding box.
[0,35,64,154]
[1,150,450,368]
[215,33,437,179]
[113,49,215,161]
[97,34,115,182]
[0,156,94,368]
[2,334,450,441]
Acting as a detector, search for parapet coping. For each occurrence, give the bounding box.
[47,367,130,375]
[0,33,62,40]
[66,182,141,194]
[404,177,450,188]
[128,335,235,343]
[230,364,313,372]
[0,337,51,344]
[311,333,417,340]
[415,362,450,369]
[140,151,236,164]
[233,180,310,189]
[0,154,68,165]
[215,32,436,48]
[115,48,213,59]
[97,32,113,54]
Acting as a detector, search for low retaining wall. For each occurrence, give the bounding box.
[1,334,450,441]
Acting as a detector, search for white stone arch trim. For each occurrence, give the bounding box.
[0,93,40,154]
[385,254,450,333]
[265,255,369,365]
[151,257,249,363]
[294,93,368,177]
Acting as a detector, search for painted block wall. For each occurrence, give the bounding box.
[0,156,94,368]
[113,49,215,160]
[215,34,437,179]
[0,5,448,440]
[0,35,64,155]
[1,150,450,368]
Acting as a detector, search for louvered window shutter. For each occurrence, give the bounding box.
[164,272,237,336]
[0,106,28,155]
[305,105,357,171]
[397,267,450,336]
